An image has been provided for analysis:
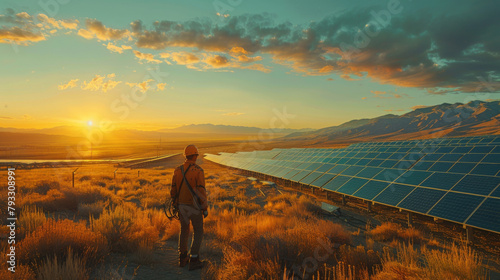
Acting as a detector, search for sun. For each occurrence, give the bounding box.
[87,120,93,126]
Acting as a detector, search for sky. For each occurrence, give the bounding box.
[0,0,499,130]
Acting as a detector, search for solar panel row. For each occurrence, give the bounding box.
[204,135,500,234]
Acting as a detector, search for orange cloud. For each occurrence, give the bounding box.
[230,47,248,54]
[126,79,154,93]
[133,50,162,64]
[0,27,45,43]
[105,42,125,53]
[58,79,79,90]
[241,63,271,73]
[81,75,121,93]
[157,83,167,91]
[160,52,200,65]
[205,55,229,68]
[237,55,262,63]
[78,19,129,41]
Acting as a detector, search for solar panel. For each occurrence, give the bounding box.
[397,188,446,214]
[419,172,464,190]
[451,175,500,196]
[470,163,500,176]
[353,180,391,200]
[448,162,477,174]
[356,167,384,179]
[204,135,500,234]
[466,198,500,232]
[311,173,336,188]
[394,170,433,185]
[336,178,369,195]
[373,183,415,206]
[428,192,485,223]
[300,171,324,185]
[428,162,454,172]
[323,175,352,191]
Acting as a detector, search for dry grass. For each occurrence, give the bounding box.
[18,205,47,239]
[371,242,488,280]
[203,195,352,280]
[90,205,135,252]
[37,248,89,280]
[4,163,491,280]
[17,219,108,267]
[369,222,423,243]
[77,200,107,217]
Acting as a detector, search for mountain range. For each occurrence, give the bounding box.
[284,100,500,144]
[1,100,499,146]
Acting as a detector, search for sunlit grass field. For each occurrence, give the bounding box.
[0,160,491,280]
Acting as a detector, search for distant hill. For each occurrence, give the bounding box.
[0,123,313,145]
[160,123,312,135]
[284,100,500,143]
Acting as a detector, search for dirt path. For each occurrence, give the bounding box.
[99,240,202,280]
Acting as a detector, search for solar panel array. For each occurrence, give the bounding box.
[204,135,500,234]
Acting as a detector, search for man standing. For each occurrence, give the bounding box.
[170,144,208,270]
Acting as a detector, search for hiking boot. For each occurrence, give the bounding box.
[179,252,189,267]
[188,256,205,271]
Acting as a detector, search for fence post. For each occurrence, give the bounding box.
[114,168,118,180]
[72,167,79,188]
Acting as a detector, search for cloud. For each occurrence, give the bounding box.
[230,47,248,54]
[371,90,408,99]
[133,50,162,63]
[127,5,499,93]
[326,78,334,81]
[58,79,79,90]
[58,74,160,93]
[411,105,430,110]
[0,27,45,43]
[361,97,367,100]
[106,42,125,53]
[341,74,361,81]
[126,79,154,93]
[205,55,229,68]
[425,88,461,95]
[37,14,79,30]
[0,116,14,120]
[81,75,121,92]
[237,55,262,63]
[78,19,129,41]
[241,63,271,73]
[222,112,245,116]
[23,114,31,120]
[157,83,167,91]
[4,4,499,94]
[60,20,79,30]
[160,52,200,65]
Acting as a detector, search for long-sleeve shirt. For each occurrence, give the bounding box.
[170,159,208,210]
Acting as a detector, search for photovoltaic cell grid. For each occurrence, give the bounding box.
[204,135,500,233]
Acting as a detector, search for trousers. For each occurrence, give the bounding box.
[178,204,203,256]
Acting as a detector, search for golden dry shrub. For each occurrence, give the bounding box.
[17,219,108,266]
[369,223,401,242]
[18,205,47,240]
[37,248,89,280]
[91,205,134,252]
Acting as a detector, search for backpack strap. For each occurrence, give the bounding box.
[173,164,192,203]
[180,164,203,210]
